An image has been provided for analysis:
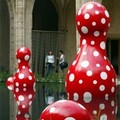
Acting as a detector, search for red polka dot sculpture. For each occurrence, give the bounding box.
[66,1,117,102]
[6,47,35,120]
[78,97,117,120]
[39,100,92,120]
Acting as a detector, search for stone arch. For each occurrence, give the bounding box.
[33,0,58,31]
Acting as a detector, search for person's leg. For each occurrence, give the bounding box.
[45,64,50,78]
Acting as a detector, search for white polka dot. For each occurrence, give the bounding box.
[104,56,107,60]
[50,107,56,113]
[23,88,27,91]
[18,73,24,79]
[112,78,115,83]
[18,59,21,63]
[17,69,20,73]
[95,11,99,15]
[28,94,33,99]
[73,93,79,101]
[100,41,106,50]
[81,26,88,34]
[86,4,94,9]
[29,101,32,106]
[24,55,30,61]
[29,69,32,73]
[28,76,32,80]
[108,23,110,27]
[8,77,13,82]
[22,105,25,108]
[86,70,93,76]
[92,22,96,26]
[93,80,97,84]
[77,21,80,26]
[20,48,25,52]
[101,18,106,24]
[81,60,89,68]
[84,13,90,19]
[100,114,107,120]
[112,111,115,114]
[79,79,83,84]
[96,63,100,67]
[97,3,101,7]
[22,66,25,69]
[8,86,14,91]
[100,72,108,80]
[16,88,19,92]
[99,103,105,110]
[18,95,24,101]
[23,83,27,87]
[111,100,115,107]
[65,117,76,120]
[93,110,97,115]
[105,94,109,100]
[24,113,29,118]
[94,31,100,37]
[91,41,95,45]
[69,73,75,82]
[93,51,99,57]
[17,111,21,115]
[83,92,92,103]
[82,39,86,45]
[105,10,109,18]
[106,65,110,71]
[99,85,105,91]
[111,87,115,93]
[103,32,106,36]
[15,82,19,87]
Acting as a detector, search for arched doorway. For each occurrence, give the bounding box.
[32,0,65,76]
[0,0,10,72]
[32,0,58,31]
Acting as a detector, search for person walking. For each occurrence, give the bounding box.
[57,50,68,81]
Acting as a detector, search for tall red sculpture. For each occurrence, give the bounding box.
[66,1,117,101]
[6,47,35,120]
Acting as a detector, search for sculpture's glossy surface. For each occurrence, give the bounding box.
[39,100,91,120]
[78,97,117,120]
[66,2,117,103]
[6,47,35,120]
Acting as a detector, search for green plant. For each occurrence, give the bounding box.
[0,72,11,82]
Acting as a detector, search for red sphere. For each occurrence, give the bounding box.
[39,100,92,120]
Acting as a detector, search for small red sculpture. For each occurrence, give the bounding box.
[6,47,35,120]
[39,100,92,120]
[66,1,117,102]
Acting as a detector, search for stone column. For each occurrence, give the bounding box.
[75,0,82,51]
[15,0,25,48]
[6,0,34,120]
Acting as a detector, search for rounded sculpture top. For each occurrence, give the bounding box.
[16,47,31,62]
[76,2,110,37]
[39,100,91,120]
